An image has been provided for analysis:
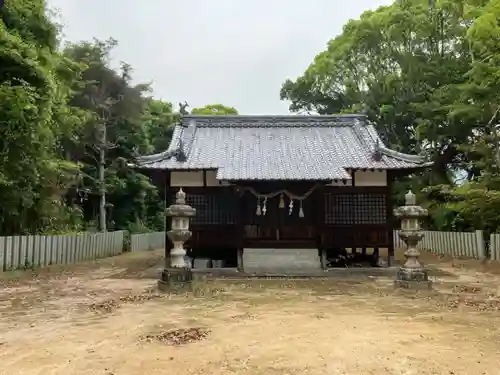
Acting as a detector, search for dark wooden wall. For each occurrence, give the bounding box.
[167,185,239,249]
[322,186,390,248]
[164,178,393,251]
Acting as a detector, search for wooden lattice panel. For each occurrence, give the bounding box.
[324,192,387,225]
[172,192,237,225]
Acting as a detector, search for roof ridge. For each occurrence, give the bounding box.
[379,146,426,163]
[181,114,367,128]
[351,118,373,150]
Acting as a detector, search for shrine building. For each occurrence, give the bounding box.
[133,114,430,270]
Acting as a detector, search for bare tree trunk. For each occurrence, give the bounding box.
[98,122,107,232]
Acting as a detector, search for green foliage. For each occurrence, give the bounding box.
[143,99,177,153]
[0,0,86,235]
[281,0,472,182]
[280,0,500,233]
[0,1,174,235]
[191,104,239,115]
[60,39,169,233]
[5,0,500,237]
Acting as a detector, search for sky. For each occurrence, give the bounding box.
[48,0,393,115]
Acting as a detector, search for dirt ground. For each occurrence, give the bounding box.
[1,250,500,375]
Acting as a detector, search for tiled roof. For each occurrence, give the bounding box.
[134,115,431,181]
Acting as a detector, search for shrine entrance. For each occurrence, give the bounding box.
[240,183,318,249]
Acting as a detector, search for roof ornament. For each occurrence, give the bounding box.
[179,101,189,116]
[174,138,187,162]
[417,147,428,162]
[373,139,382,161]
[174,101,191,161]
[360,103,370,117]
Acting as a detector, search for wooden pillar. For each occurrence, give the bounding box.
[237,248,244,272]
[236,187,244,272]
[164,171,172,268]
[350,170,357,257]
[319,248,327,270]
[316,185,326,269]
[386,171,395,266]
[373,247,380,266]
[317,185,327,270]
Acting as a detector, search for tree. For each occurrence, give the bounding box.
[191,104,239,115]
[64,39,121,231]
[429,0,500,235]
[279,0,500,234]
[143,99,177,153]
[63,39,163,232]
[280,0,472,184]
[0,0,87,234]
[0,1,169,235]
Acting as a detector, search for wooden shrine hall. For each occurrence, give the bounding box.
[133,114,431,270]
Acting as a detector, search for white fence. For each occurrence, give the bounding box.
[393,229,488,259]
[129,229,500,261]
[3,228,500,272]
[0,231,125,272]
[130,231,165,252]
[122,229,500,261]
[489,234,500,261]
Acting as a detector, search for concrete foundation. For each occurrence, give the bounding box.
[243,248,322,274]
[394,266,433,290]
[158,268,194,293]
[394,279,433,289]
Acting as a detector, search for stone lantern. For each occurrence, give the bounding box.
[159,188,196,291]
[393,190,432,289]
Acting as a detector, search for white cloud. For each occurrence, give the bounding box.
[49,0,393,114]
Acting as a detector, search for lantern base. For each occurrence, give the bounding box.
[158,267,193,293]
[394,266,433,290]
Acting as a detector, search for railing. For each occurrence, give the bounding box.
[0,231,125,272]
[130,231,165,252]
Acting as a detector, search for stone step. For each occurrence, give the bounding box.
[243,248,321,272]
